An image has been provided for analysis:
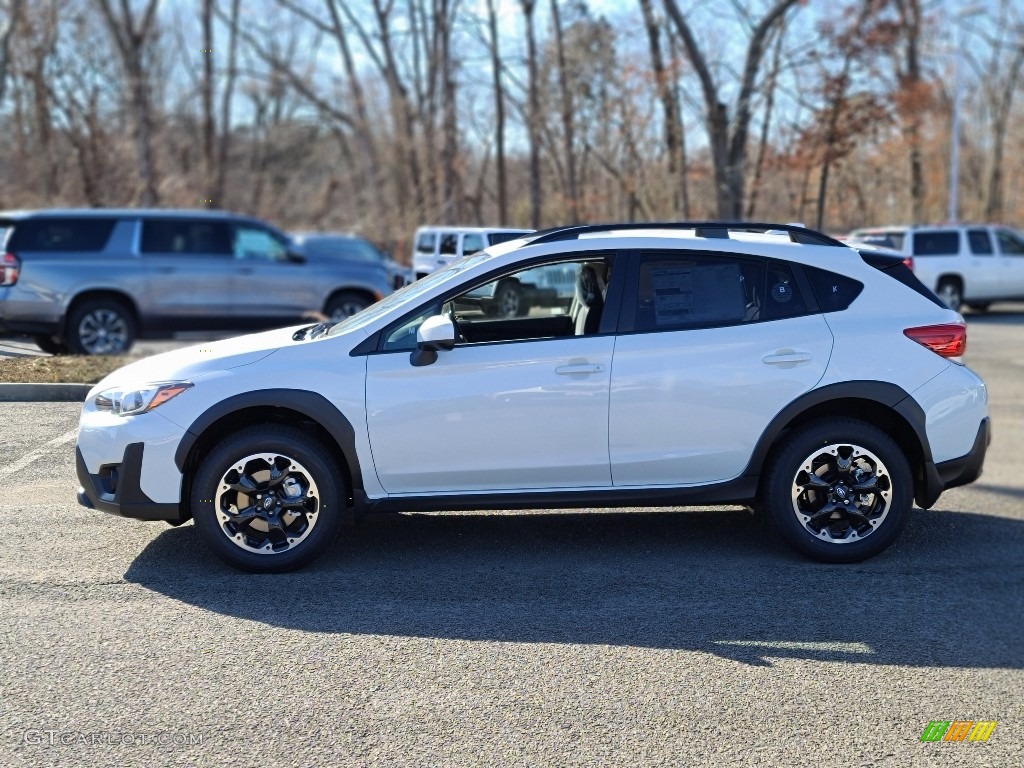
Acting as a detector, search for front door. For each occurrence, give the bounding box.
[365,257,615,494]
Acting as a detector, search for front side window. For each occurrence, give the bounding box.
[380,256,611,351]
[462,233,485,255]
[995,229,1024,255]
[140,219,231,256]
[912,231,959,256]
[233,225,289,261]
[631,252,808,332]
[415,232,436,253]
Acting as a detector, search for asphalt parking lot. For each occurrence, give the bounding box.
[1,312,1022,767]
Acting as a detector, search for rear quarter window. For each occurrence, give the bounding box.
[804,266,864,312]
[912,231,959,256]
[9,218,116,252]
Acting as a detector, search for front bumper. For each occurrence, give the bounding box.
[916,417,990,508]
[76,443,186,524]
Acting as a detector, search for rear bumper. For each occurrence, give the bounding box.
[76,443,186,524]
[916,417,989,508]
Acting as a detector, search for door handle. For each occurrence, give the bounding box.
[239,267,255,275]
[762,351,812,366]
[555,363,604,375]
[156,266,175,274]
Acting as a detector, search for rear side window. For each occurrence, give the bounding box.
[141,220,231,256]
[415,232,435,253]
[631,252,809,332]
[967,229,993,255]
[9,218,115,252]
[804,266,864,312]
[912,231,959,256]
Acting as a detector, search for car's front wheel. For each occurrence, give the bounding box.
[762,419,912,563]
[191,426,345,572]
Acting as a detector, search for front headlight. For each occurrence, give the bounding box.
[95,382,193,416]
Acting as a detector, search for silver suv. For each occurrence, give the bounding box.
[847,224,1024,312]
[0,209,394,354]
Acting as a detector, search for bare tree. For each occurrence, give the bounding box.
[892,0,925,222]
[200,0,215,203]
[663,0,802,218]
[639,0,685,217]
[0,0,23,107]
[550,0,578,223]
[485,0,508,224]
[520,0,542,228]
[215,0,240,204]
[980,0,1024,219]
[94,0,161,205]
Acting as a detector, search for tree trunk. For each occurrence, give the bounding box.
[550,0,577,223]
[200,0,215,204]
[639,0,683,217]
[521,0,542,229]
[0,0,23,107]
[485,0,507,224]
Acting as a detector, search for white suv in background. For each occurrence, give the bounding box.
[76,222,989,572]
[412,226,532,279]
[847,224,1024,312]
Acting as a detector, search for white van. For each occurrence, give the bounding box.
[847,224,1024,312]
[412,226,533,279]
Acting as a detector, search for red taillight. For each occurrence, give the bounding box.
[0,252,19,286]
[902,256,913,270]
[904,323,966,358]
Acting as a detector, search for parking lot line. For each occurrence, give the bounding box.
[3,428,77,476]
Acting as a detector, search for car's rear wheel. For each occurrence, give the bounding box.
[33,334,70,355]
[66,299,135,355]
[936,279,963,313]
[762,419,912,563]
[325,291,372,322]
[191,426,345,572]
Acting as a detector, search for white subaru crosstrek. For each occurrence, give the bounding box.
[75,223,990,572]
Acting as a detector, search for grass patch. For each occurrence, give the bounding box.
[0,355,141,384]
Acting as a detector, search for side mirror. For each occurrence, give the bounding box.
[411,314,455,366]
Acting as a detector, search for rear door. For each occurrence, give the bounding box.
[139,218,236,323]
[609,250,833,486]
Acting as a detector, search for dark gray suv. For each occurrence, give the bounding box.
[0,209,393,354]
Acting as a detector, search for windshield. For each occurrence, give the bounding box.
[326,248,499,337]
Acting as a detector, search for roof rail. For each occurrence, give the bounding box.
[526,221,846,247]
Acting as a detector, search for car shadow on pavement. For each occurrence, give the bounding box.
[123,507,1024,668]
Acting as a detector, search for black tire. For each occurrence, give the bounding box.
[936,279,963,313]
[191,425,345,573]
[66,298,136,355]
[966,302,991,313]
[489,279,526,317]
[761,418,913,563]
[33,334,70,355]
[325,291,372,322]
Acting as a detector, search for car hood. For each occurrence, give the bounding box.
[88,325,312,395]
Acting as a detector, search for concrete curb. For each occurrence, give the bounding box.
[0,383,92,402]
